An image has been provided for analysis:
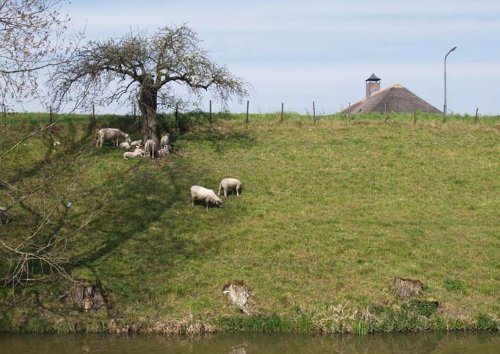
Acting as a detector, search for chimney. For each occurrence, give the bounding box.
[366,73,381,98]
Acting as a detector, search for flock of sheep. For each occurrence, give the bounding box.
[96,127,171,159]
[96,128,242,210]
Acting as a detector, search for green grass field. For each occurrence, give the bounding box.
[0,112,498,333]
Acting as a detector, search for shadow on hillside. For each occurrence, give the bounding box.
[68,157,226,287]
[1,118,232,292]
[1,120,96,227]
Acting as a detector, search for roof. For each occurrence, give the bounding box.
[366,73,381,82]
[342,84,442,114]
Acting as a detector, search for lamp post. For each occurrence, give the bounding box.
[444,45,458,117]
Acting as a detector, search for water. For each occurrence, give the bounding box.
[0,332,498,354]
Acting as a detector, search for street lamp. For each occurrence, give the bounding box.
[444,45,458,117]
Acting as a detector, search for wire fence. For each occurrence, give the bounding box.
[2,102,499,133]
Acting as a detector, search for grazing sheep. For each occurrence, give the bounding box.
[190,185,223,210]
[144,139,157,158]
[96,128,130,147]
[53,140,61,147]
[123,148,145,159]
[119,141,131,150]
[130,139,142,148]
[160,133,170,149]
[218,178,242,197]
[0,207,8,225]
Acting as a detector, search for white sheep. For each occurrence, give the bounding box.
[190,185,223,210]
[144,139,157,158]
[130,139,142,148]
[96,128,130,147]
[155,147,170,158]
[123,148,145,159]
[160,133,170,149]
[218,178,242,197]
[119,141,131,150]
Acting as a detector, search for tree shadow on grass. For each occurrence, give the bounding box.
[68,157,228,297]
[1,118,233,305]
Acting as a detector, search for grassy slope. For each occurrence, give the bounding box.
[0,113,498,332]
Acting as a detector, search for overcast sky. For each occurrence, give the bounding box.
[64,0,500,115]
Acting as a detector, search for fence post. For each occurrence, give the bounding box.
[246,100,249,124]
[313,101,316,125]
[175,103,179,132]
[49,106,53,124]
[280,102,284,123]
[474,107,479,124]
[413,111,417,125]
[209,100,212,125]
[92,103,96,125]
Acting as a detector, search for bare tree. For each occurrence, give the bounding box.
[51,24,248,141]
[0,0,70,105]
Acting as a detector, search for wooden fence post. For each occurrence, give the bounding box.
[209,100,212,125]
[175,103,179,132]
[413,111,417,125]
[280,102,284,123]
[49,106,53,124]
[313,101,316,125]
[246,100,249,124]
[92,103,96,125]
[474,107,479,124]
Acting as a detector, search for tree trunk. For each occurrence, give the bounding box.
[138,81,159,141]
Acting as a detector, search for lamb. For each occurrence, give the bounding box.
[119,141,131,150]
[144,139,157,158]
[130,139,142,148]
[123,148,145,159]
[155,147,170,158]
[96,128,130,147]
[218,178,242,197]
[160,133,170,149]
[190,185,223,210]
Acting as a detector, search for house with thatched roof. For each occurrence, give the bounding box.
[342,74,441,114]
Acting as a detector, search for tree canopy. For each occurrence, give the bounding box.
[52,25,248,140]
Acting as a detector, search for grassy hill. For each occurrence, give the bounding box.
[0,112,498,333]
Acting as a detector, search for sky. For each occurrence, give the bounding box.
[59,0,500,115]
